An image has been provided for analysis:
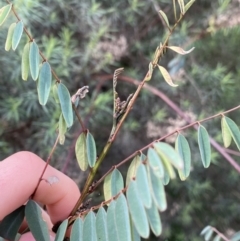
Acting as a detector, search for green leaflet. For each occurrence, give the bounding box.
[224,116,240,150]
[159,10,170,28]
[115,194,131,241]
[54,219,68,241]
[12,21,23,51]
[25,200,50,241]
[0,4,12,26]
[5,22,16,51]
[111,169,124,196]
[221,116,232,148]
[58,83,73,128]
[52,84,60,103]
[0,205,25,241]
[136,163,152,208]
[198,125,211,168]
[147,166,167,211]
[86,131,97,167]
[59,113,67,145]
[158,65,178,87]
[38,62,52,105]
[162,168,170,185]
[75,132,88,171]
[83,211,96,241]
[175,134,191,180]
[70,217,83,241]
[126,155,141,186]
[154,142,183,170]
[147,147,164,178]
[213,235,221,241]
[107,201,119,241]
[231,231,240,241]
[185,0,195,12]
[130,218,141,241]
[178,0,185,13]
[21,42,30,80]
[127,180,150,239]
[145,201,162,237]
[29,41,40,80]
[96,207,108,241]
[103,169,123,201]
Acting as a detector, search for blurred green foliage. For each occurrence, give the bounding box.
[0,0,240,240]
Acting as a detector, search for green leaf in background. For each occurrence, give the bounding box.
[221,116,232,148]
[145,201,162,237]
[21,42,30,81]
[25,200,50,241]
[159,10,170,28]
[126,155,141,186]
[154,142,183,170]
[86,131,97,167]
[75,132,88,171]
[5,22,16,51]
[198,125,211,168]
[59,113,67,145]
[52,84,60,103]
[58,83,73,128]
[115,194,131,241]
[70,217,83,241]
[12,21,23,51]
[0,4,12,26]
[0,205,25,241]
[38,62,52,105]
[157,65,178,87]
[224,116,240,150]
[175,134,191,180]
[29,41,40,80]
[147,147,164,178]
[136,163,152,208]
[111,169,124,196]
[127,180,150,239]
[107,201,119,241]
[83,211,96,241]
[54,219,68,241]
[147,166,167,211]
[96,207,108,241]
[162,168,170,185]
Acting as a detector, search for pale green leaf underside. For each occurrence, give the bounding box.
[126,155,141,186]
[59,113,67,145]
[5,22,16,51]
[12,21,23,51]
[54,219,68,241]
[96,207,108,241]
[70,217,83,241]
[83,211,96,241]
[111,169,124,196]
[147,147,164,178]
[21,42,30,80]
[107,201,119,241]
[221,116,232,148]
[29,41,40,80]
[0,4,12,26]
[86,132,97,167]
[75,132,88,171]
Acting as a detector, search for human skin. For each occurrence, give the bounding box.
[0,151,81,241]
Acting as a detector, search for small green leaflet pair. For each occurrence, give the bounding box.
[75,131,97,170]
